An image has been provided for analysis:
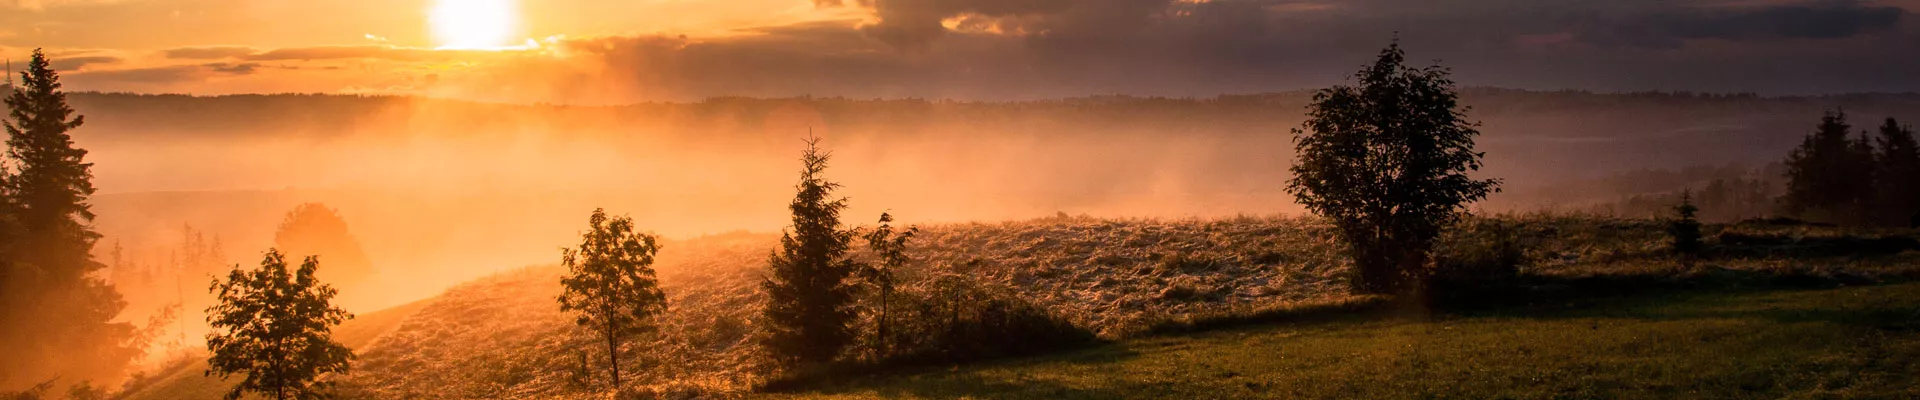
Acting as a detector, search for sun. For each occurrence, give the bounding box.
[429,0,518,49]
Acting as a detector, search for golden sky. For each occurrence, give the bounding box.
[3,0,1918,103]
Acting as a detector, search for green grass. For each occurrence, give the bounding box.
[771,283,1920,399]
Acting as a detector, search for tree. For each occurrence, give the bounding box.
[205,250,354,400]
[557,208,666,388]
[761,136,864,366]
[1873,118,1920,226]
[0,49,141,389]
[1781,110,1876,224]
[1669,191,1703,256]
[1287,40,1499,295]
[274,203,373,287]
[860,212,916,357]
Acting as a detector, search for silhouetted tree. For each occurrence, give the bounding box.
[1669,191,1703,256]
[557,209,666,388]
[761,136,864,366]
[1781,110,1876,224]
[861,212,916,357]
[274,203,372,287]
[205,250,354,400]
[0,49,141,388]
[1872,118,1920,226]
[1287,40,1499,295]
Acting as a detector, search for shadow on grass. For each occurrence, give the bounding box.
[774,344,1145,399]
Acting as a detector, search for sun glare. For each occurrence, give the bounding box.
[430,0,518,49]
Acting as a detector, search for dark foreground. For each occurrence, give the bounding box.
[774,282,1920,399]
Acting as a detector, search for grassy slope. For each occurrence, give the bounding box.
[119,298,434,400]
[778,283,1920,399]
[121,216,1920,398]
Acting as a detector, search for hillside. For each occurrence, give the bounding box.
[124,214,1920,399]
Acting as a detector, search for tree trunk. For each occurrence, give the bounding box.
[878,285,890,356]
[606,322,621,388]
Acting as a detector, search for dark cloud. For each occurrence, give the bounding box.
[1575,2,1908,48]
[48,55,121,71]
[204,62,260,75]
[67,65,211,85]
[162,46,259,60]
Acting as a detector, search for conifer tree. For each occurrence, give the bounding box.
[0,49,139,388]
[557,208,666,388]
[1782,110,1876,224]
[761,136,863,366]
[1873,118,1920,226]
[1669,191,1703,256]
[205,250,354,400]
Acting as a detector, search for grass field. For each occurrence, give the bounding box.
[116,215,1920,399]
[775,283,1920,399]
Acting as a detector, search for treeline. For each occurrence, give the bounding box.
[1780,111,1920,226]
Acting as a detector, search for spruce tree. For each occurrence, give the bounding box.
[760,137,863,367]
[1873,118,1920,226]
[0,49,139,388]
[205,250,354,400]
[1781,110,1877,224]
[1669,191,1703,256]
[1287,40,1500,295]
[557,208,666,388]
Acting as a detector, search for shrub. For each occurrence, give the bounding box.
[1426,219,1530,304]
[861,273,1094,365]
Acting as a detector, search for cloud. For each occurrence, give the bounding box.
[162,46,259,60]
[48,55,119,70]
[204,62,259,75]
[29,0,1920,100]
[1572,2,1908,48]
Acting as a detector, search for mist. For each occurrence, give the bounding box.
[66,89,1920,376]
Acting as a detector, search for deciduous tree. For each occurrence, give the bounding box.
[205,250,354,400]
[557,209,666,388]
[1288,40,1499,295]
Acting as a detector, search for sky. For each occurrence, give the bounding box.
[1,0,1916,103]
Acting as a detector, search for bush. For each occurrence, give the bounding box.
[860,273,1095,365]
[1426,220,1531,304]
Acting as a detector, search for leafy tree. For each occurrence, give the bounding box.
[1287,40,1499,295]
[1781,110,1876,224]
[761,137,864,366]
[1669,191,1703,256]
[274,203,372,287]
[1873,118,1920,226]
[0,49,141,388]
[205,250,354,400]
[860,212,916,357]
[557,208,666,388]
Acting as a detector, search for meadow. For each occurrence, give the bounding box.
[117,213,1920,399]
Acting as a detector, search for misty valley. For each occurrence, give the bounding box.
[3,2,1920,398]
